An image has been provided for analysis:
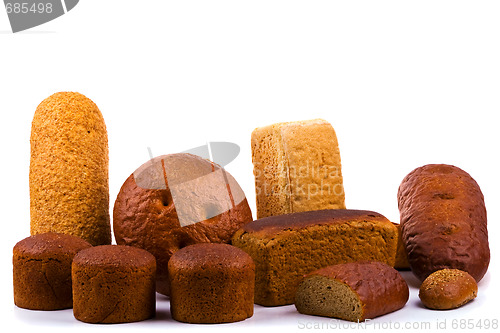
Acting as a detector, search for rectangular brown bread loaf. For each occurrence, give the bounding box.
[398,164,490,282]
[231,209,398,306]
[251,119,345,219]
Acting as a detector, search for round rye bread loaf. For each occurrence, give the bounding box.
[113,153,253,295]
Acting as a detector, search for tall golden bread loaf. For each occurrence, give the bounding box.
[30,92,111,246]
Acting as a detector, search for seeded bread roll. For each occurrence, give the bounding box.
[419,269,478,310]
[13,232,91,310]
[231,209,398,306]
[398,164,489,282]
[251,119,345,219]
[30,92,111,246]
[295,261,409,322]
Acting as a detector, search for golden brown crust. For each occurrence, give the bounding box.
[303,261,409,321]
[398,164,489,282]
[168,244,255,324]
[72,245,156,324]
[419,269,478,310]
[113,154,253,295]
[231,209,398,306]
[13,232,91,310]
[30,92,110,246]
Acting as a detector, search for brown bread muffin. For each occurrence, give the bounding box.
[231,209,398,306]
[295,261,409,322]
[251,119,345,219]
[13,232,91,310]
[398,164,489,281]
[113,153,253,296]
[168,243,255,324]
[30,92,111,246]
[72,245,156,324]
[419,269,478,310]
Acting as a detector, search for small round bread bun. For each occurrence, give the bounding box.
[13,232,92,310]
[419,269,478,310]
[72,245,156,324]
[168,243,255,324]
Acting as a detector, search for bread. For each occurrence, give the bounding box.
[168,243,255,324]
[398,164,489,281]
[13,232,91,310]
[30,92,111,246]
[113,153,253,296]
[419,269,478,310]
[231,209,398,306]
[251,119,345,219]
[295,261,409,322]
[72,245,156,324]
[393,222,410,270]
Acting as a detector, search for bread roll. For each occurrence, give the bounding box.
[398,164,489,281]
[295,261,409,322]
[419,269,477,310]
[30,92,111,246]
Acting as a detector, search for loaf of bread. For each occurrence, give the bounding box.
[169,243,255,324]
[295,261,409,322]
[398,164,489,281]
[113,153,253,296]
[72,245,156,324]
[251,119,345,219]
[231,209,398,306]
[13,232,91,310]
[30,92,111,246]
[393,223,410,270]
[419,269,478,310]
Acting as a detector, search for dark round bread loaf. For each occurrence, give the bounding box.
[398,164,489,282]
[113,153,253,295]
[72,245,156,324]
[13,232,91,310]
[168,243,255,324]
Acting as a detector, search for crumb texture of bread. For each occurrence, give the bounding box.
[295,261,409,322]
[393,223,410,270]
[398,164,489,282]
[231,209,398,306]
[419,269,478,310]
[13,232,91,310]
[168,243,255,324]
[251,119,345,219]
[72,245,156,324]
[30,92,111,246]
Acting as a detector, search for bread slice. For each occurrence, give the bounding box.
[295,261,409,322]
[251,119,345,219]
[231,209,398,306]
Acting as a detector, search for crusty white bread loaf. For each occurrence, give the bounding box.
[251,119,345,219]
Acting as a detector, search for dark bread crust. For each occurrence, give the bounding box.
[398,164,489,281]
[113,154,253,296]
[72,245,156,324]
[168,244,255,324]
[13,232,91,310]
[303,261,409,321]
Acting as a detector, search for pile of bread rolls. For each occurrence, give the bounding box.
[14,92,489,325]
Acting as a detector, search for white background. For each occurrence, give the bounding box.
[0,1,499,332]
